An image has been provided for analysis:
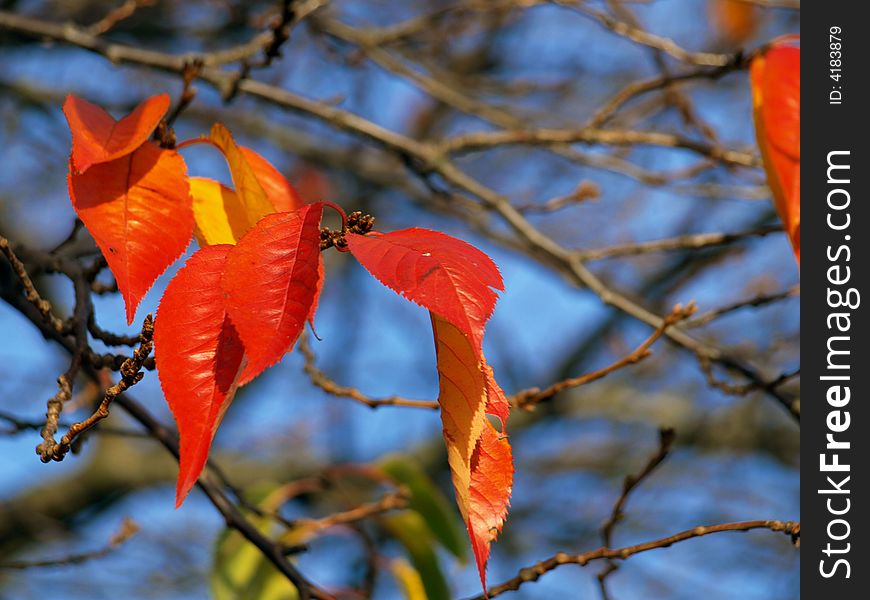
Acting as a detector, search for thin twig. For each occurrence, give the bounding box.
[685,286,799,328]
[87,0,156,35]
[0,235,64,333]
[597,428,676,597]
[38,314,153,462]
[469,520,800,600]
[0,518,140,570]
[299,333,438,410]
[558,2,736,67]
[294,489,409,535]
[439,127,759,168]
[513,304,695,410]
[577,226,782,261]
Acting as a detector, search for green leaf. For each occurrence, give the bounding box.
[391,558,429,600]
[211,483,299,600]
[383,511,450,600]
[380,454,467,561]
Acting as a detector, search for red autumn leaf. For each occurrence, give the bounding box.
[63,94,170,173]
[153,244,246,507]
[346,228,503,351]
[468,421,512,585]
[239,146,303,213]
[432,315,512,592]
[347,227,510,592]
[751,38,800,265]
[68,142,193,324]
[222,204,324,385]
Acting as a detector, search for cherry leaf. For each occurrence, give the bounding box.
[432,315,512,592]
[64,94,170,173]
[222,204,324,385]
[154,244,246,507]
[346,228,503,350]
[751,39,800,265]
[68,142,193,324]
[190,177,249,246]
[240,146,303,213]
[209,123,276,234]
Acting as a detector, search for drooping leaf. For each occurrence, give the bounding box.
[751,38,800,265]
[431,315,511,591]
[348,228,510,593]
[466,420,512,587]
[390,558,428,600]
[379,454,467,561]
[383,511,451,600]
[64,94,170,173]
[68,142,193,324]
[209,123,276,234]
[154,245,246,506]
[190,177,250,246]
[346,228,503,350]
[222,204,324,385]
[240,146,303,213]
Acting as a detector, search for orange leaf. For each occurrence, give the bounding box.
[153,244,246,507]
[346,228,503,351]
[432,315,512,592]
[209,123,276,234]
[751,38,800,265]
[240,146,303,212]
[63,94,170,173]
[708,0,758,46]
[68,142,193,324]
[467,421,512,585]
[347,227,510,593]
[222,204,324,385]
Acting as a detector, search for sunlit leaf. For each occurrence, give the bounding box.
[240,146,302,213]
[68,142,193,323]
[222,204,324,385]
[64,93,170,173]
[209,123,276,235]
[751,38,800,265]
[154,244,246,506]
[347,227,510,593]
[346,228,502,350]
[190,177,249,246]
[432,315,512,590]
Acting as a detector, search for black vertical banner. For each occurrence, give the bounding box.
[803,3,869,597]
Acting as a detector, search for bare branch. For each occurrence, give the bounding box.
[0,518,139,570]
[299,333,438,410]
[514,304,695,410]
[597,428,676,597]
[470,520,800,600]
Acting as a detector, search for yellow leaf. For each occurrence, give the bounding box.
[209,123,275,234]
[431,314,512,590]
[391,558,429,600]
[190,177,249,245]
[432,315,488,518]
